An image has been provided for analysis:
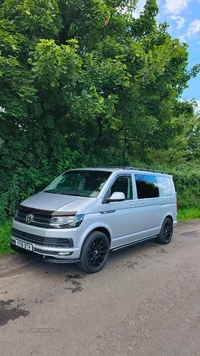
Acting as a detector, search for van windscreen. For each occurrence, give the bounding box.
[44,170,111,197]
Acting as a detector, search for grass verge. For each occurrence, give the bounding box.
[0,220,13,256]
[0,209,200,256]
[177,208,200,221]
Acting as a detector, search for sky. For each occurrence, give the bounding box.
[132,0,200,109]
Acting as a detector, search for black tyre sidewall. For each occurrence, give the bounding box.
[156,218,173,244]
[77,231,109,273]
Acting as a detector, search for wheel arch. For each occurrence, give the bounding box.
[92,227,111,246]
[165,214,173,222]
[79,227,111,256]
[161,214,173,227]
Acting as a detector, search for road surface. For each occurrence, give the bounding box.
[1,220,200,356]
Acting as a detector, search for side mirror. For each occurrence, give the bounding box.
[106,192,125,202]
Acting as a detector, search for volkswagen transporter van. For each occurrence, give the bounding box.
[11,167,177,273]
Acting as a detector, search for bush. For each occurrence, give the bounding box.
[169,165,200,210]
[0,161,200,224]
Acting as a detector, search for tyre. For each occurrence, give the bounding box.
[77,231,109,273]
[156,218,173,244]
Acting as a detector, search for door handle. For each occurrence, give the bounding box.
[139,201,144,206]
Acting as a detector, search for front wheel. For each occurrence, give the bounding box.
[156,218,173,244]
[77,231,109,273]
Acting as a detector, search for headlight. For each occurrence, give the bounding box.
[49,214,84,228]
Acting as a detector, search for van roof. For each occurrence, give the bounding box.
[69,167,166,174]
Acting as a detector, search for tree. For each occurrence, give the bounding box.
[0,0,199,219]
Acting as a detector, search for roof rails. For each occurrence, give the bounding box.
[87,166,165,174]
[124,167,164,173]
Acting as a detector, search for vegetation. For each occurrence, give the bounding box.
[0,0,200,227]
[0,221,12,255]
[177,209,200,221]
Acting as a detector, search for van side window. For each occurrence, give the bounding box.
[111,176,133,200]
[157,176,173,196]
[135,174,159,199]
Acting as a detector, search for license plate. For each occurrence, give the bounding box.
[16,239,33,251]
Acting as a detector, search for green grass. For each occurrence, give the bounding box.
[0,210,200,256]
[177,208,200,221]
[0,220,13,256]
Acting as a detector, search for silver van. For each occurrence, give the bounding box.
[11,167,177,273]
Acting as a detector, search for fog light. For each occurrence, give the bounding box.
[58,252,72,256]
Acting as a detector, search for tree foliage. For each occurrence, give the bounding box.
[0,0,199,219]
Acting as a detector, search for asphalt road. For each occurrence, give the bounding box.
[1,220,200,356]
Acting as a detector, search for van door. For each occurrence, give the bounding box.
[134,173,161,238]
[103,175,137,249]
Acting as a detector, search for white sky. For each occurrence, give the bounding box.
[163,0,191,15]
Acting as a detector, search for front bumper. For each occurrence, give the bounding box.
[11,226,81,262]
[10,242,81,263]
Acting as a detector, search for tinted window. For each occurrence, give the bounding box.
[110,176,133,200]
[135,174,159,199]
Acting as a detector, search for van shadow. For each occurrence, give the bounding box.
[15,237,158,277]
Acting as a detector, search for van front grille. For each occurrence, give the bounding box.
[12,228,73,248]
[15,209,51,228]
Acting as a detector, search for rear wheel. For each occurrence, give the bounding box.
[156,218,173,244]
[77,231,109,273]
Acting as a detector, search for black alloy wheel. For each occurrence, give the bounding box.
[156,217,173,244]
[77,231,109,273]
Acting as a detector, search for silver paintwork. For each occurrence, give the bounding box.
[11,167,177,262]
